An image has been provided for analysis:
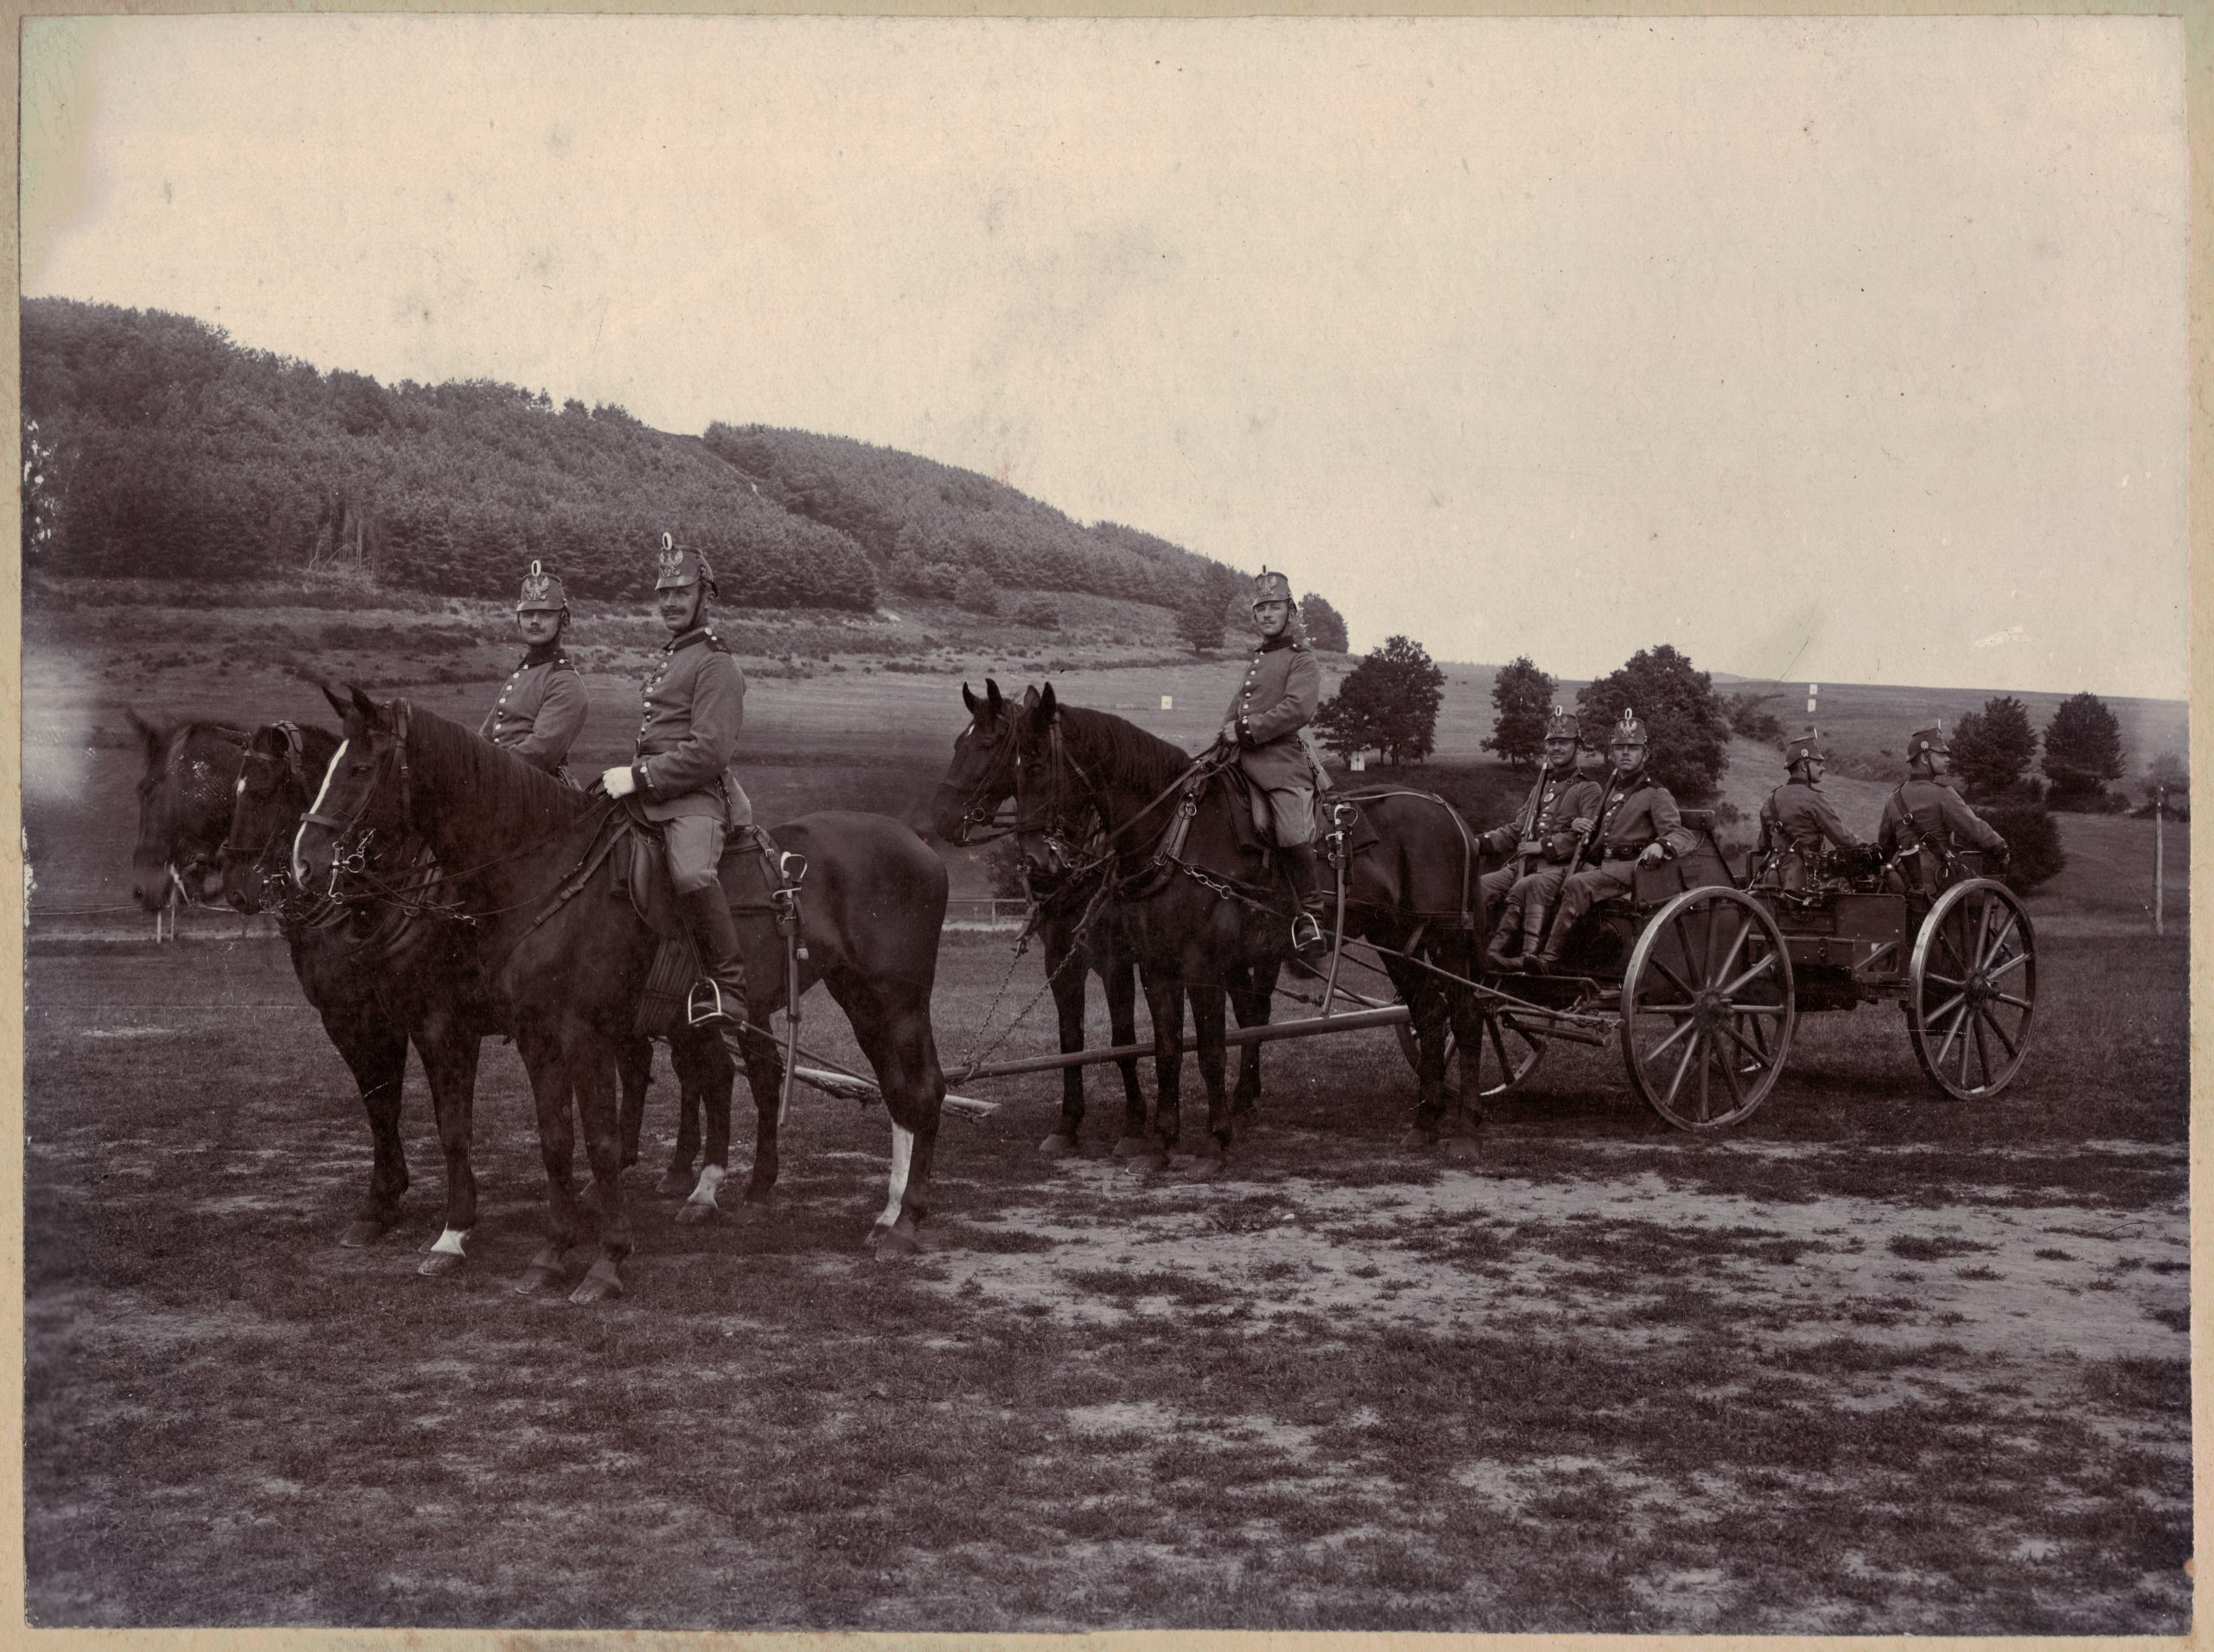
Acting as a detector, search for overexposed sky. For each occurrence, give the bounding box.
[20,15,2190,699]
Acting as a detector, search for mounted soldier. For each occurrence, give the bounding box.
[1218,567,1328,947]
[1520,708,1696,976]
[1877,725,2007,895]
[1481,708,1603,972]
[599,533,754,1025]
[481,560,589,780]
[1755,726,1862,892]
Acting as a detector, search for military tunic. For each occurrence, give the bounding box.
[1222,632,1322,846]
[630,626,753,893]
[1480,768,1607,946]
[1759,776,1861,855]
[1878,776,2005,893]
[1539,773,1699,941]
[480,644,588,776]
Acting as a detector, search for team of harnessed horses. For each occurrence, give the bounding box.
[125,670,2038,1303]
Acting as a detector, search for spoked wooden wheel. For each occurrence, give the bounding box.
[1395,1006,1551,1099]
[1621,887,1796,1130]
[1908,878,2036,1099]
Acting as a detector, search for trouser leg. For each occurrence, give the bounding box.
[666,817,745,1024]
[1529,864,1629,973]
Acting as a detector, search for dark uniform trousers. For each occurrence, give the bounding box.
[1539,778,1698,945]
[633,628,752,895]
[1480,770,1603,950]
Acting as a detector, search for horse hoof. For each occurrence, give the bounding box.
[338,1218,393,1249]
[1229,1111,1257,1143]
[675,1196,721,1226]
[1398,1125,1439,1153]
[514,1265,567,1296]
[1040,1132,1079,1159]
[569,1260,626,1304]
[418,1249,467,1278]
[654,1169,695,1198]
[1110,1136,1151,1162]
[1441,1134,1481,1166]
[869,1220,924,1258]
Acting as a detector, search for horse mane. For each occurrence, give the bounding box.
[1048,703,1197,795]
[400,703,597,836]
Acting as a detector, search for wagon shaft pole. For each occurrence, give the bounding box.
[960,1004,1415,1082]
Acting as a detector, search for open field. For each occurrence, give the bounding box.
[22,918,2191,1633]
[21,602,2192,1631]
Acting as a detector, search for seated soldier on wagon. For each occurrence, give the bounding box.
[1754,726,1862,893]
[1519,708,1696,976]
[1877,725,2008,897]
[1480,708,1603,972]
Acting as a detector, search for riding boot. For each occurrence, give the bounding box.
[678,886,750,1027]
[1284,842,1328,953]
[1483,917,1522,974]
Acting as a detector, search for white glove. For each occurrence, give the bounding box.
[601,765,639,798]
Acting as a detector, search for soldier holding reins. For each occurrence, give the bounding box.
[1219,567,1329,947]
[481,560,590,779]
[599,534,755,1025]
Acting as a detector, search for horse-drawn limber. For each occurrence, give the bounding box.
[935,683,2039,1137]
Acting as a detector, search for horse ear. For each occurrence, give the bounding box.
[125,708,163,754]
[320,682,353,723]
[986,678,1005,715]
[1038,682,1058,718]
[962,682,981,715]
[1021,684,1041,713]
[348,682,379,721]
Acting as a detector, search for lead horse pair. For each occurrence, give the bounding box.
[930,680,1494,1163]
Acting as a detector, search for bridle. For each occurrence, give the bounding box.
[1014,707,1221,883]
[944,709,1021,847]
[306,697,614,926]
[144,723,248,906]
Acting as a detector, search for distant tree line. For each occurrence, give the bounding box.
[21,298,1277,621]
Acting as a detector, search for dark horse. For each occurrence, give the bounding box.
[927,679,1145,1156]
[294,691,950,1301]
[128,712,249,913]
[1012,686,1493,1163]
[215,714,721,1271]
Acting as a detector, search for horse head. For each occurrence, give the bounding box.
[221,721,339,912]
[128,709,246,912]
[291,685,409,896]
[926,677,1017,844]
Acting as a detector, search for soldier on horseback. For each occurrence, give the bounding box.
[1877,725,2007,895]
[1219,567,1329,948]
[599,533,754,1025]
[1755,726,1862,891]
[481,560,589,779]
[1520,708,1696,976]
[1480,708,1604,972]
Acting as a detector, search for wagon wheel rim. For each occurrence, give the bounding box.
[1393,1007,1550,1098]
[1621,887,1796,1130]
[1908,877,2036,1099]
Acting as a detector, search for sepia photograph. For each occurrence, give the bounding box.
[15,11,2193,1636]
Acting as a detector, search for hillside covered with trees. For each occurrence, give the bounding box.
[20,298,1245,617]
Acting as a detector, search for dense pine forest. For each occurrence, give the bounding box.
[20,298,1238,613]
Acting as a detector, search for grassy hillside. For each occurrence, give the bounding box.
[19,298,1246,616]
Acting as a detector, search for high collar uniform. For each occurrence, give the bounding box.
[1878,775,2005,857]
[480,643,588,775]
[1760,775,1862,853]
[1585,772,1697,863]
[631,626,752,824]
[1221,631,1321,791]
[1481,768,1604,869]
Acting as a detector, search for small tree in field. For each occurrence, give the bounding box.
[1315,635,1446,765]
[1482,656,1555,769]
[1949,695,2039,801]
[1175,596,1225,654]
[1575,644,1731,799]
[2142,752,2188,816]
[2042,691,2126,808]
[1299,592,1350,653]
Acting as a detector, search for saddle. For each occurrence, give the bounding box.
[1157,763,1380,879]
[599,803,793,1037]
